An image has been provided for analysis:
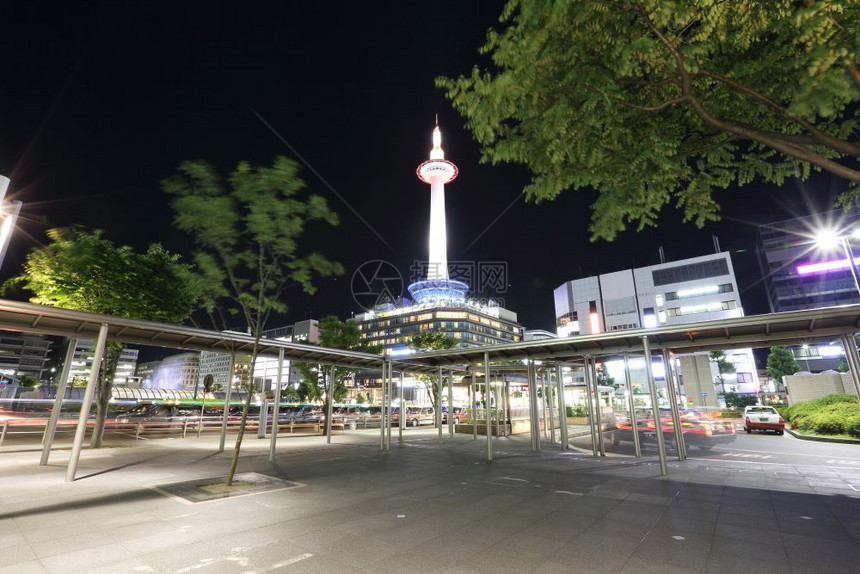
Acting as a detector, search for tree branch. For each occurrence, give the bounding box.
[697,70,860,157]
[637,2,860,183]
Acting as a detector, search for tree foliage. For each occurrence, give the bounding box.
[163,156,343,484]
[409,331,458,406]
[438,0,860,240]
[296,316,379,419]
[767,346,801,381]
[5,227,201,446]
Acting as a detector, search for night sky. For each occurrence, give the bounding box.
[1,1,852,340]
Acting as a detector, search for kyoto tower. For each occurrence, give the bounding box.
[407,122,469,304]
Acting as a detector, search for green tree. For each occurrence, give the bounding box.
[5,227,201,447]
[296,316,379,430]
[709,350,736,392]
[595,362,617,389]
[410,331,458,406]
[163,156,343,485]
[723,392,758,409]
[767,346,801,383]
[437,0,860,241]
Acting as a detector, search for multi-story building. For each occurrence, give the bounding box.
[355,301,522,353]
[253,320,320,392]
[0,333,52,382]
[757,209,860,371]
[68,340,138,385]
[758,209,860,313]
[553,252,758,406]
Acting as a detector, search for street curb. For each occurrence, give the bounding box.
[786,428,860,445]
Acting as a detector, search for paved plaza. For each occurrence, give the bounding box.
[2,428,860,573]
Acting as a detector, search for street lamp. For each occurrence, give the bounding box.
[815,228,860,296]
[0,175,22,273]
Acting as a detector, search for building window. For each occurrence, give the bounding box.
[736,372,753,383]
[652,259,729,286]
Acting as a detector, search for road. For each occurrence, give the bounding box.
[567,427,860,471]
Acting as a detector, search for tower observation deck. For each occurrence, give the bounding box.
[408,124,468,304]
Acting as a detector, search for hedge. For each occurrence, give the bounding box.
[783,394,860,437]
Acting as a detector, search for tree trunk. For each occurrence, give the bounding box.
[90,342,122,448]
[226,347,258,486]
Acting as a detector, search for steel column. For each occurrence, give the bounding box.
[484,352,492,461]
[526,359,537,451]
[65,323,108,482]
[841,334,860,401]
[623,354,641,458]
[556,364,569,450]
[583,357,599,457]
[399,371,405,439]
[379,362,386,451]
[642,336,668,476]
[268,348,284,461]
[325,365,335,444]
[385,361,392,451]
[548,369,556,444]
[662,350,686,461]
[471,372,477,440]
[40,338,76,465]
[447,369,454,437]
[437,366,443,443]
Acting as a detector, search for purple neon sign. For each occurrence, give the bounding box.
[796,257,860,275]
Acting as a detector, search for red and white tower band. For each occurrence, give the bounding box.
[408,123,469,303]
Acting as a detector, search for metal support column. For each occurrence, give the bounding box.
[548,369,556,444]
[219,354,236,453]
[527,359,539,452]
[437,366,443,443]
[841,334,860,400]
[399,371,405,440]
[258,397,268,439]
[642,336,668,476]
[541,370,549,439]
[65,323,108,483]
[385,361,392,451]
[591,358,605,456]
[380,361,387,451]
[325,365,335,444]
[662,350,686,461]
[583,357,600,457]
[556,364,569,451]
[269,348,284,462]
[447,369,454,437]
[623,354,641,458]
[40,338,76,465]
[484,353,492,461]
[471,372,477,440]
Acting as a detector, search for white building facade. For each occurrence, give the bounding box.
[554,252,760,405]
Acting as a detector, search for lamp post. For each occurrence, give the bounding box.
[815,229,860,297]
[840,235,860,296]
[0,175,22,273]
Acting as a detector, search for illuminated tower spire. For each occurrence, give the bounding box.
[409,122,468,304]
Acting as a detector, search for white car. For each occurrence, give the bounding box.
[743,405,785,435]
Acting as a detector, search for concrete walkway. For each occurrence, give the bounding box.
[2,428,860,573]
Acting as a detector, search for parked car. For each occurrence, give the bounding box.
[612,408,736,451]
[441,406,468,424]
[391,406,435,427]
[743,405,785,435]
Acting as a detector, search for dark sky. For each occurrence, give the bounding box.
[0,1,852,337]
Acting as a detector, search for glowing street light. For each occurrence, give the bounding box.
[0,175,22,273]
[813,228,860,296]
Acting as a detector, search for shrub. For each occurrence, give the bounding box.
[566,405,586,417]
[784,394,858,425]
